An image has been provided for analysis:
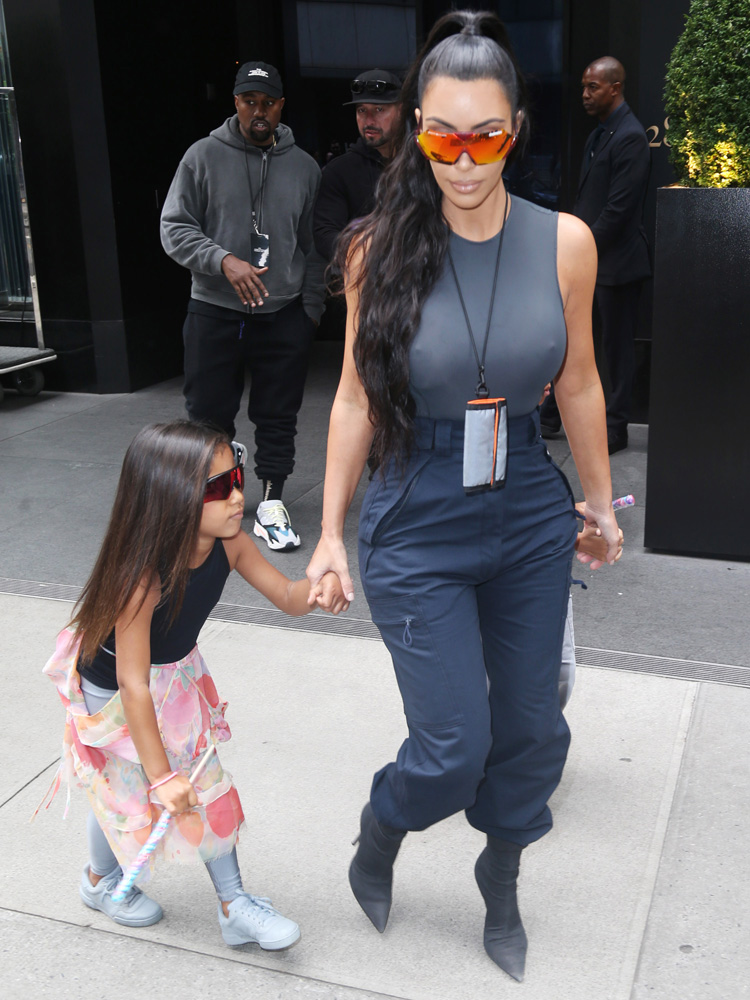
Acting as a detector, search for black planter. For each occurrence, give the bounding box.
[645,187,750,559]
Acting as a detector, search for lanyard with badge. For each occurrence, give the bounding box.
[447,190,509,495]
[243,137,274,268]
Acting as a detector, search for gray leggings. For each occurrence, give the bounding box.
[81,678,243,902]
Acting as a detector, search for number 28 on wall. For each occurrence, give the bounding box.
[647,117,670,147]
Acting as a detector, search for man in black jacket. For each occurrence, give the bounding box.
[313,69,402,262]
[542,57,650,454]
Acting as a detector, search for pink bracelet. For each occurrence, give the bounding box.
[148,771,175,792]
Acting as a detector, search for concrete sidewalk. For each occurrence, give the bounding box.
[2,344,749,999]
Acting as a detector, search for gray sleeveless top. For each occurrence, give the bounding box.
[409,196,566,419]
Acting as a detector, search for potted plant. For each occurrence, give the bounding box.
[645,0,750,558]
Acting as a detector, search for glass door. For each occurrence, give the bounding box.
[0,0,43,346]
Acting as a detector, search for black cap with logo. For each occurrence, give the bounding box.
[234,61,284,99]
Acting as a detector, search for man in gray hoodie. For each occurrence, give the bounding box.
[161,61,325,550]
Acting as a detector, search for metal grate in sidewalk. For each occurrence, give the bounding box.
[0,578,81,602]
[1,577,748,687]
[207,599,381,640]
[575,646,750,689]
[0,577,382,640]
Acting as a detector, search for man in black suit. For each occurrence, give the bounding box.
[542,57,650,454]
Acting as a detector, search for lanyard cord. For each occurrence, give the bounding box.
[243,134,275,232]
[446,188,509,398]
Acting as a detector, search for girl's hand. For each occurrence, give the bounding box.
[306,535,355,606]
[152,773,198,816]
[314,571,351,615]
[577,501,623,568]
[576,522,623,568]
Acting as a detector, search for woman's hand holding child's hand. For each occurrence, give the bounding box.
[152,773,198,816]
[574,501,623,570]
[306,536,356,607]
[312,570,350,615]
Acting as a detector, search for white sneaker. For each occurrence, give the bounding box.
[79,865,163,927]
[231,441,247,467]
[254,500,301,550]
[218,892,301,949]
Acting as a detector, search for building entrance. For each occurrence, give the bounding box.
[0,0,54,400]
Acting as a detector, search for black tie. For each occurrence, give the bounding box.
[590,124,606,159]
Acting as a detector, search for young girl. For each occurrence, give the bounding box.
[41,420,345,949]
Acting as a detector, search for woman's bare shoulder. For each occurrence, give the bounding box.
[557,212,596,257]
[555,213,597,306]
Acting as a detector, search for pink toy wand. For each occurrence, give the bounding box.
[111,744,216,902]
[612,494,635,511]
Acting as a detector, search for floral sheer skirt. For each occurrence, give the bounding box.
[39,628,245,873]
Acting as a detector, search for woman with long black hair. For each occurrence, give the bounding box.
[306,9,621,981]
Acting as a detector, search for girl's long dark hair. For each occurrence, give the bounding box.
[69,420,229,665]
[335,9,529,470]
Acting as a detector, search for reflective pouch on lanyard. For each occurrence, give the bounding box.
[251,227,270,269]
[463,397,508,494]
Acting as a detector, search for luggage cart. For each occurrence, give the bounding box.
[0,344,56,404]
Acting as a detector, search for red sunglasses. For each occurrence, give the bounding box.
[415,128,517,165]
[204,463,245,503]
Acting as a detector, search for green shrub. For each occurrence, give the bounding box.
[664,0,750,187]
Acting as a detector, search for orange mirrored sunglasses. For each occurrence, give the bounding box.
[415,128,517,165]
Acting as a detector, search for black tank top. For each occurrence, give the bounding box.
[409,196,567,419]
[80,540,230,690]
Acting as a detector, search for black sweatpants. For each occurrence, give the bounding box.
[182,297,316,481]
[596,281,641,436]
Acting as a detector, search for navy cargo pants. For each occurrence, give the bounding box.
[359,412,578,847]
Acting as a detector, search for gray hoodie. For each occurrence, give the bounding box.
[161,117,325,321]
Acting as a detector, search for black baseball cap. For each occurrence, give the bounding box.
[234,61,284,99]
[344,68,402,106]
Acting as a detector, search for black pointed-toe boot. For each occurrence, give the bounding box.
[474,836,527,982]
[348,802,406,933]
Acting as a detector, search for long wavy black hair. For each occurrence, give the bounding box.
[336,9,529,470]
